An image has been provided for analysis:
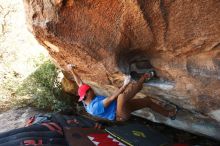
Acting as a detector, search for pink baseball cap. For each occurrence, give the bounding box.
[78,84,91,102]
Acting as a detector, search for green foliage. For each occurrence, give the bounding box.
[16,60,74,112]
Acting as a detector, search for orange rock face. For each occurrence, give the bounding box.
[23,0,220,139]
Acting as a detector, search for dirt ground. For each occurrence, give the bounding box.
[0,107,45,133]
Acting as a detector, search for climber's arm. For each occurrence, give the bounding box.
[64,64,83,86]
[103,84,128,107]
[103,76,131,107]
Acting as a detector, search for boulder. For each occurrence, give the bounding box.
[23,0,220,140]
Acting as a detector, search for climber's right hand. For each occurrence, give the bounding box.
[66,64,76,71]
[123,75,131,86]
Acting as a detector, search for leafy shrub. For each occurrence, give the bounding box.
[16,60,75,112]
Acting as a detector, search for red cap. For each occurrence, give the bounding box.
[78,84,91,102]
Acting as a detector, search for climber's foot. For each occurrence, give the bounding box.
[168,106,179,120]
[66,64,76,71]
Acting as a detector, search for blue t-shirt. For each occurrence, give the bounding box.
[84,95,116,121]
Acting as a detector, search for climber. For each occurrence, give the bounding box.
[65,64,177,121]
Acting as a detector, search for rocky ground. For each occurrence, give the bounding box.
[0,107,44,133]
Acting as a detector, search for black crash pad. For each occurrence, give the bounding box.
[105,123,170,146]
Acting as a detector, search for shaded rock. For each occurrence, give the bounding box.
[23,0,220,140]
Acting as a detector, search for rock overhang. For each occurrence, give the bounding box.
[23,0,220,140]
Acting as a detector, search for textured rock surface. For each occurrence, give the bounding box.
[23,0,220,140]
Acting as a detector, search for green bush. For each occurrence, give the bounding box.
[16,60,75,112]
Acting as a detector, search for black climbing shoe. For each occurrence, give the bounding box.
[130,69,156,82]
[170,106,180,120]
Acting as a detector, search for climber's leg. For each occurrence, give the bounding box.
[127,97,151,112]
[116,74,148,121]
[121,74,147,101]
[128,97,177,118]
[116,93,130,121]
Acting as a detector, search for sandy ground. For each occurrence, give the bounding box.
[0,108,45,132]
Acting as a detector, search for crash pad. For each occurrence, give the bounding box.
[105,123,170,146]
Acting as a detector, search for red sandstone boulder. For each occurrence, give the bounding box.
[23,0,220,140]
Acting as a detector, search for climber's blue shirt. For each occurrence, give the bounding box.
[83,95,116,121]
